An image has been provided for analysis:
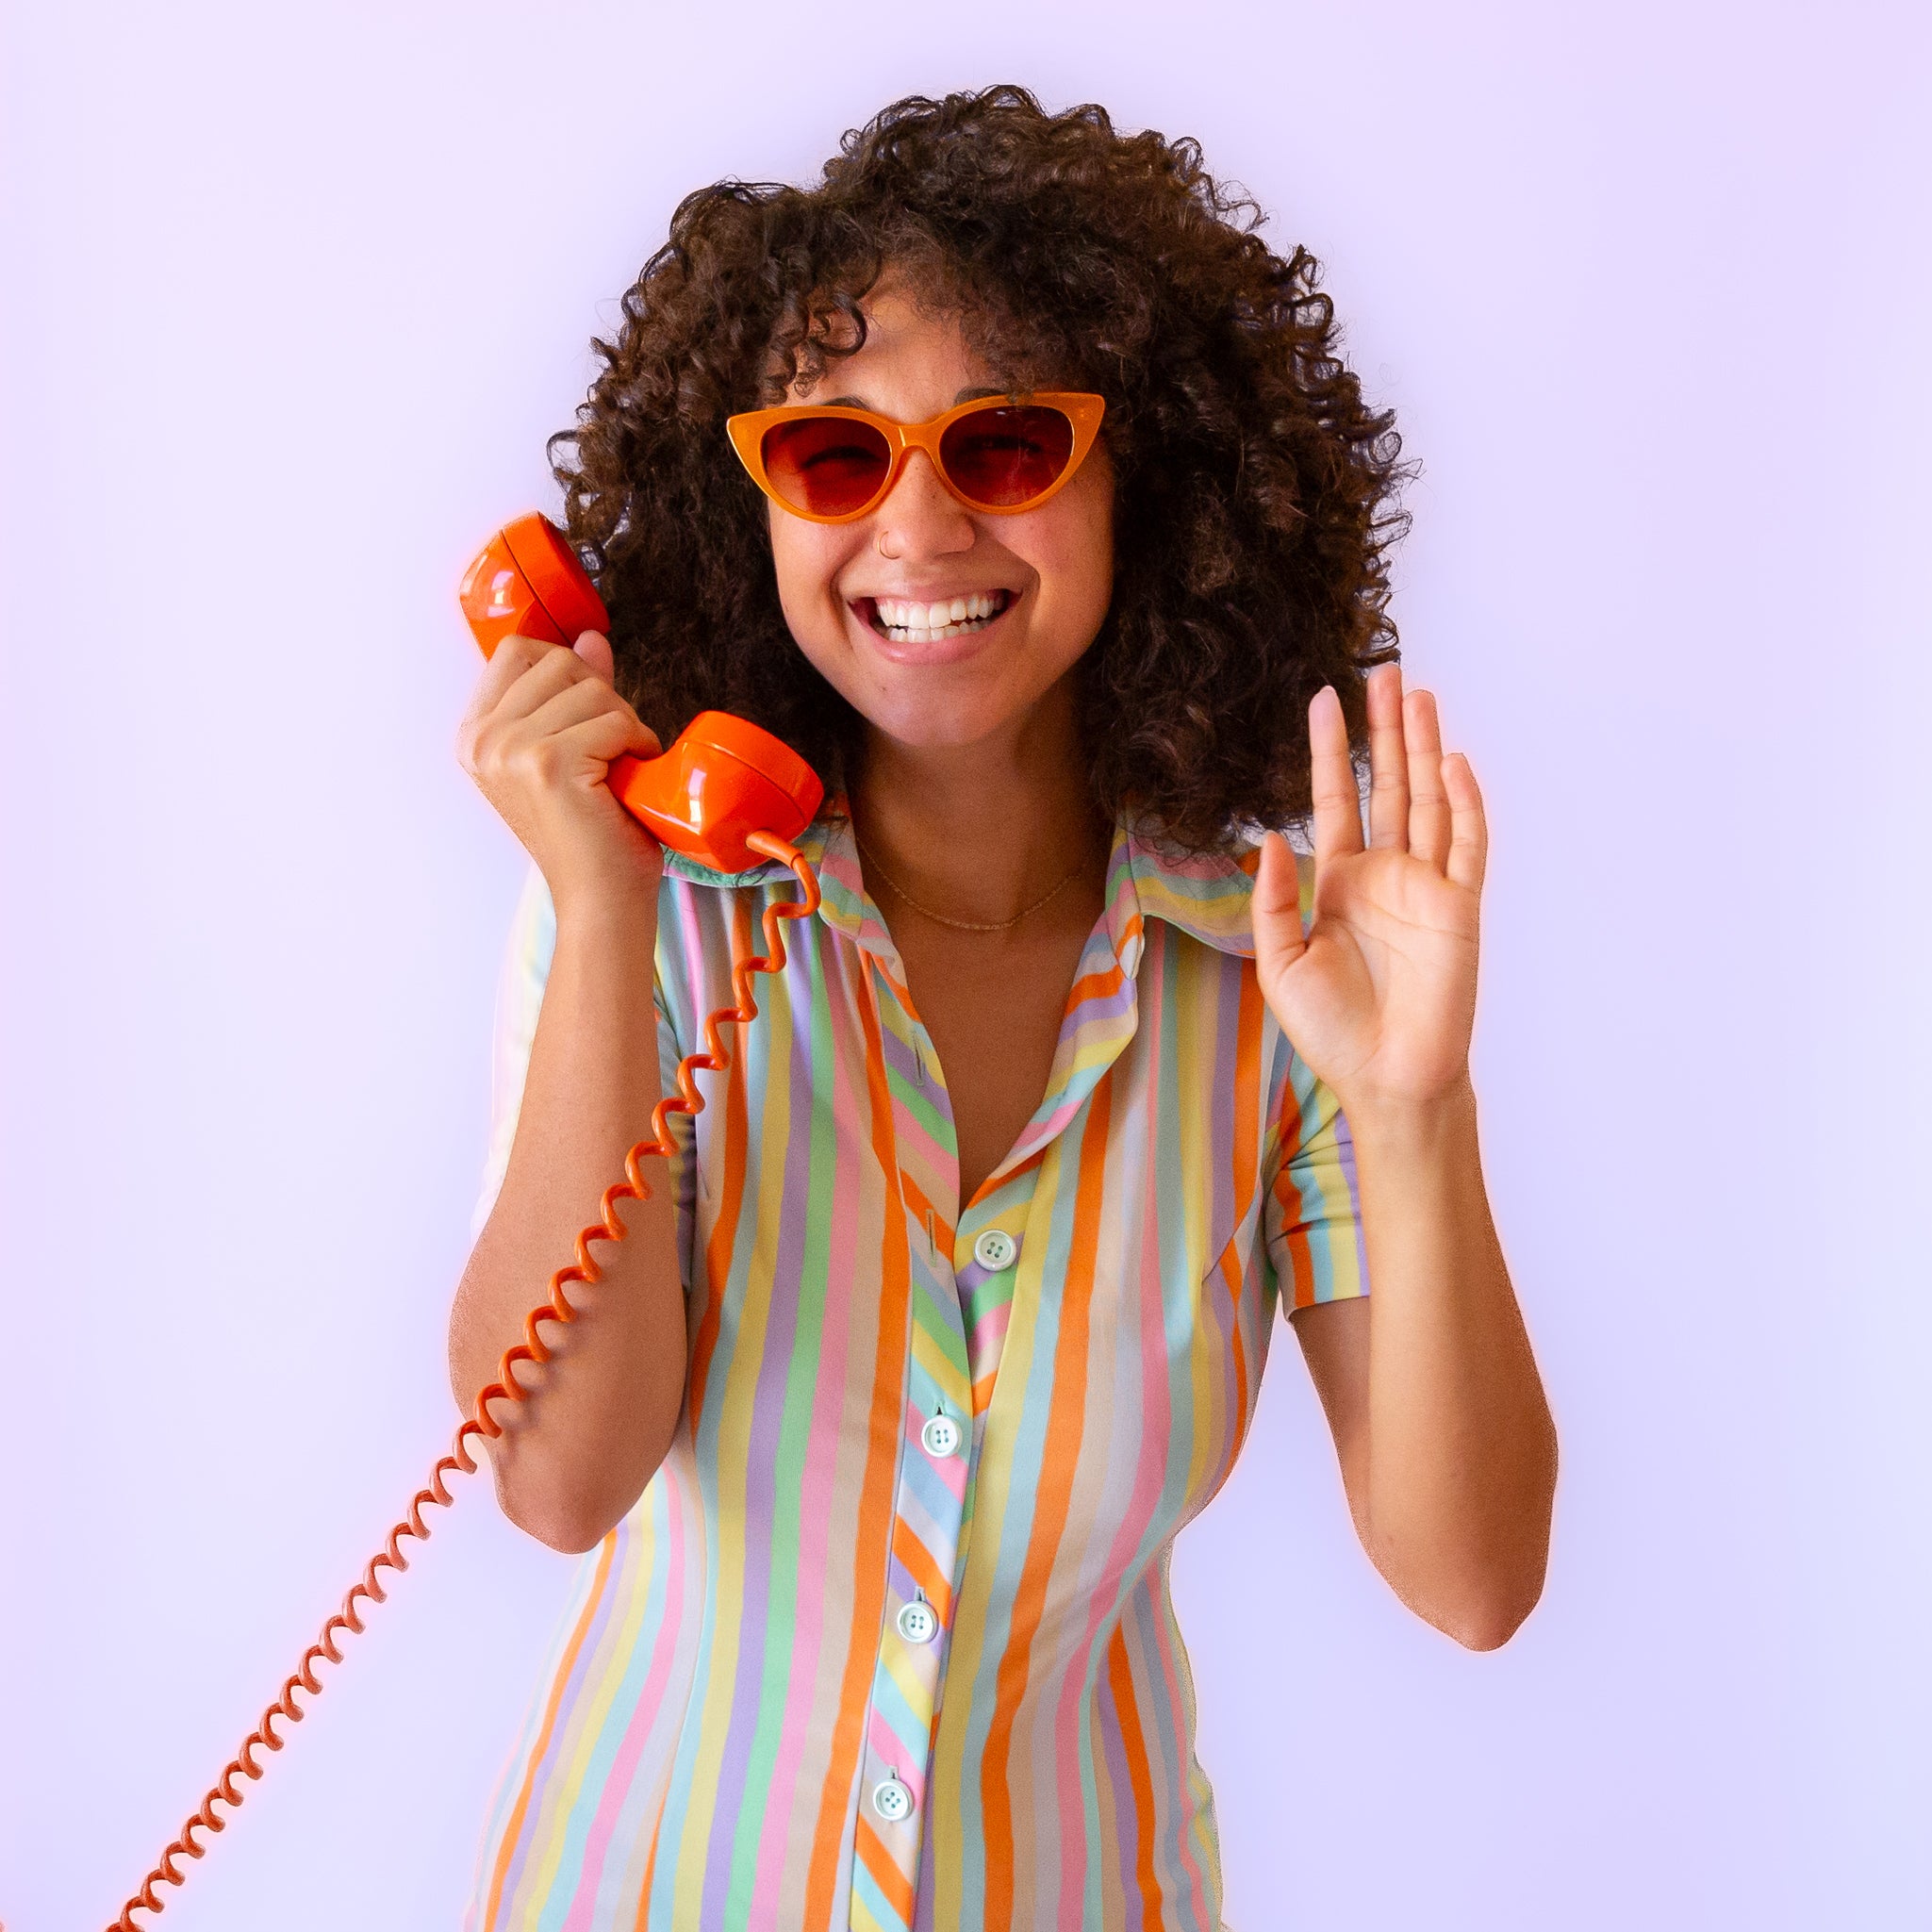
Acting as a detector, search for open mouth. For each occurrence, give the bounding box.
[857,589,1015,644]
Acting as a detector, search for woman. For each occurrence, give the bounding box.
[451,85,1555,1932]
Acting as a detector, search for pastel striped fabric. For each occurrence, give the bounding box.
[465,807,1366,1932]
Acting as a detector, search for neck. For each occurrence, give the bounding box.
[850,684,1107,928]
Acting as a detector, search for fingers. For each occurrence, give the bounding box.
[1308,685,1363,867]
[520,673,636,741]
[466,697,646,800]
[457,634,604,766]
[490,672,652,761]
[1443,751,1488,894]
[1252,830,1310,969]
[1365,663,1410,850]
[459,630,653,785]
[1404,687,1451,870]
[457,635,581,761]
[458,631,561,729]
[548,707,661,770]
[522,678,661,765]
[571,629,616,683]
[1312,663,1485,894]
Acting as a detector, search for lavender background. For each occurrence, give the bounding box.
[3,2,1927,1926]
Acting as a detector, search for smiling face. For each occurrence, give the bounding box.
[765,286,1115,759]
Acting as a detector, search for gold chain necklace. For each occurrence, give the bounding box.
[853,828,1086,933]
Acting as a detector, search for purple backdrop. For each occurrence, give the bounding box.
[3,2,1927,1926]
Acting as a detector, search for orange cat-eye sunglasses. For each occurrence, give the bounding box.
[726,391,1106,524]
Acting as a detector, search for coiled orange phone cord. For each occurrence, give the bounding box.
[110,831,819,1931]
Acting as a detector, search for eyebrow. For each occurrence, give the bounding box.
[818,385,1007,410]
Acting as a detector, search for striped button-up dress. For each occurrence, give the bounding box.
[465,807,1367,1932]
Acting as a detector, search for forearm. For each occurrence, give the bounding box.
[449,885,688,1553]
[1344,1079,1556,1646]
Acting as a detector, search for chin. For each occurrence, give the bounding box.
[857,693,1019,752]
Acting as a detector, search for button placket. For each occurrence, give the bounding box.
[850,967,972,1931]
[834,841,1159,1928]
[953,1214,1024,1400]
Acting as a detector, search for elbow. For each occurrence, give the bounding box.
[489,1463,604,1554]
[1374,1555,1548,1653]
[1432,1441,1560,1652]
[1368,1515,1552,1653]
[503,1485,636,1557]
[1440,1579,1543,1652]
[509,1494,617,1557]
[492,1422,678,1558]
[1428,1534,1551,1651]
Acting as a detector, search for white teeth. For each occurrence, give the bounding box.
[873,591,1006,638]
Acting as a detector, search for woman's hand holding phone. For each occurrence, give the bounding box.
[451,626,688,1554]
[456,628,666,916]
[448,592,822,1553]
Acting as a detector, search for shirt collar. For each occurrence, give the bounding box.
[1109,825,1262,963]
[663,803,1263,968]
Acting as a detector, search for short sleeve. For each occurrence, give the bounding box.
[471,867,698,1286]
[1263,1058,1370,1313]
[471,867,558,1236]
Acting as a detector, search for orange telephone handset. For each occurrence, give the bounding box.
[111,518,822,1931]
[458,513,822,870]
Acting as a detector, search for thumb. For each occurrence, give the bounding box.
[1252,831,1310,973]
[572,628,616,684]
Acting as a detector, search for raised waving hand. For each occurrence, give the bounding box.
[1253,663,1487,1115]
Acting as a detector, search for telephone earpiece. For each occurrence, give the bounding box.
[459,512,610,655]
[459,514,824,872]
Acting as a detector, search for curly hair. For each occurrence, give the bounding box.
[553,84,1407,854]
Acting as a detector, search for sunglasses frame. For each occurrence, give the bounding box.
[726,390,1107,525]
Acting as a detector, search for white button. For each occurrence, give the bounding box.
[971,1228,1017,1271]
[897,1596,939,1644]
[920,1412,964,1459]
[871,1771,914,1823]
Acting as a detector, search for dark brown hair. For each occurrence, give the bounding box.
[554,85,1406,853]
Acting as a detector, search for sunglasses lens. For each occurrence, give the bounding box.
[939,405,1077,507]
[760,415,894,518]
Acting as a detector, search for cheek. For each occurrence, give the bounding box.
[1030,487,1115,635]
[768,511,853,636]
